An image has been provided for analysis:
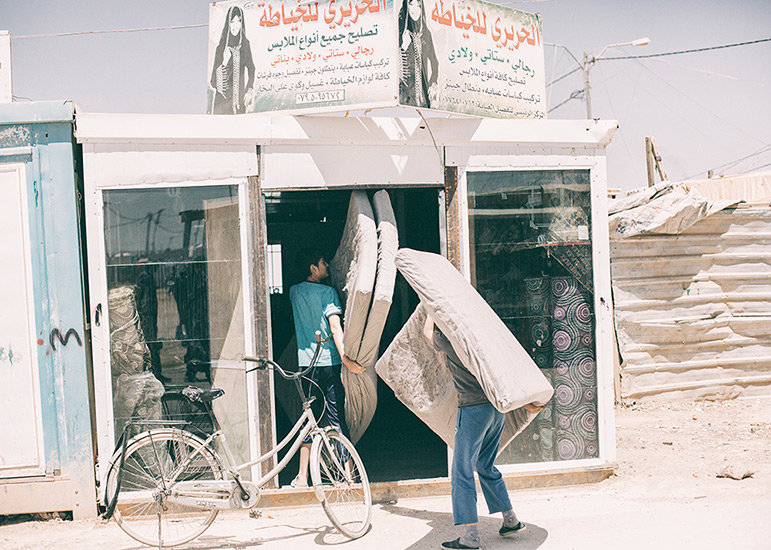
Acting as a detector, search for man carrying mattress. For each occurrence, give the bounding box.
[423,313,545,549]
[289,248,364,487]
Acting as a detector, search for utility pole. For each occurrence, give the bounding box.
[583,52,593,119]
[549,37,649,119]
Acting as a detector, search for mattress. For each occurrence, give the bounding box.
[329,191,379,442]
[389,249,554,445]
[357,189,399,369]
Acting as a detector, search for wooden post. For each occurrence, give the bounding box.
[650,137,668,182]
[645,136,656,187]
[444,166,461,270]
[247,172,276,485]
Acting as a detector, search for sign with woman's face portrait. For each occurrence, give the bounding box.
[207,0,545,118]
[207,0,398,115]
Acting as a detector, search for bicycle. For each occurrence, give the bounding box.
[102,333,372,548]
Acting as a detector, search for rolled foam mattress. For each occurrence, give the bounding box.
[329,191,378,443]
[383,249,554,448]
[357,189,399,370]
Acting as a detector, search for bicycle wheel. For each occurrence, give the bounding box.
[104,428,223,547]
[310,429,371,539]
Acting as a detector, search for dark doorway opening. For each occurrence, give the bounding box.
[264,188,447,485]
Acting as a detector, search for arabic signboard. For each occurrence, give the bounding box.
[0,31,11,103]
[206,0,545,118]
[400,0,545,118]
[208,0,396,114]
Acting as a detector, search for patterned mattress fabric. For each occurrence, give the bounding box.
[551,276,599,460]
[329,191,379,443]
[505,275,600,463]
[395,249,554,414]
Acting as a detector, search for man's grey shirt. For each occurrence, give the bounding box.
[432,327,489,408]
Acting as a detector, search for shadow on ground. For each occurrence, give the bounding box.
[382,504,548,549]
[118,522,352,550]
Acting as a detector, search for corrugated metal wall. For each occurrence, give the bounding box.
[611,203,771,400]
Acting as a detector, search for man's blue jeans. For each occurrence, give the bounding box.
[452,403,512,525]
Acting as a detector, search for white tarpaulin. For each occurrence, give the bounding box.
[609,181,738,239]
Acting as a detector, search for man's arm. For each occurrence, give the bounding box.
[328,314,365,374]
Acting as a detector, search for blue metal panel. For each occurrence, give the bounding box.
[0,100,97,516]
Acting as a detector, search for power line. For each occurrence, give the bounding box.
[546,66,581,88]
[686,144,771,179]
[602,37,771,60]
[13,23,207,40]
[548,89,583,113]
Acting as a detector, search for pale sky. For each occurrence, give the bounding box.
[3,0,770,191]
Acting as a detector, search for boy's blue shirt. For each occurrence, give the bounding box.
[289,281,343,366]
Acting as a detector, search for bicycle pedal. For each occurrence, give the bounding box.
[249,508,262,519]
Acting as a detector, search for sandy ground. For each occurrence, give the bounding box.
[1,396,769,549]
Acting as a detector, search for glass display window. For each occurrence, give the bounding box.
[102,185,250,467]
[467,169,599,465]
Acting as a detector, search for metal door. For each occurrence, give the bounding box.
[0,163,46,478]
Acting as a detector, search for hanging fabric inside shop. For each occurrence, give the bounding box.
[551,276,599,460]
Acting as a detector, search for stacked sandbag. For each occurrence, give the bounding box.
[108,286,151,377]
[329,191,379,443]
[386,249,554,448]
[108,286,163,435]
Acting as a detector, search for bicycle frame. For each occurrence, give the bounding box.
[164,383,330,510]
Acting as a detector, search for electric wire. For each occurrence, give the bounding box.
[13,23,207,40]
[547,89,582,113]
[685,144,771,180]
[650,56,770,88]
[602,37,771,60]
[630,57,766,145]
[546,66,581,88]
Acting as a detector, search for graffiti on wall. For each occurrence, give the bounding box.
[49,328,83,351]
[0,345,14,366]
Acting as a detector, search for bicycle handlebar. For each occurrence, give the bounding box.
[243,330,330,380]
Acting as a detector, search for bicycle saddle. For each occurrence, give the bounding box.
[181,386,225,403]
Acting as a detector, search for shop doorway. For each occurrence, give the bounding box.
[264,188,448,484]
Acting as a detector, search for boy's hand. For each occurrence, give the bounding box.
[523,403,546,414]
[342,355,365,374]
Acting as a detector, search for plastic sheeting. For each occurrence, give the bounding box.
[108,286,163,434]
[609,181,740,239]
[611,182,771,401]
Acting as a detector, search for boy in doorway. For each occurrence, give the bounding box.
[289,248,364,487]
[423,313,545,549]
